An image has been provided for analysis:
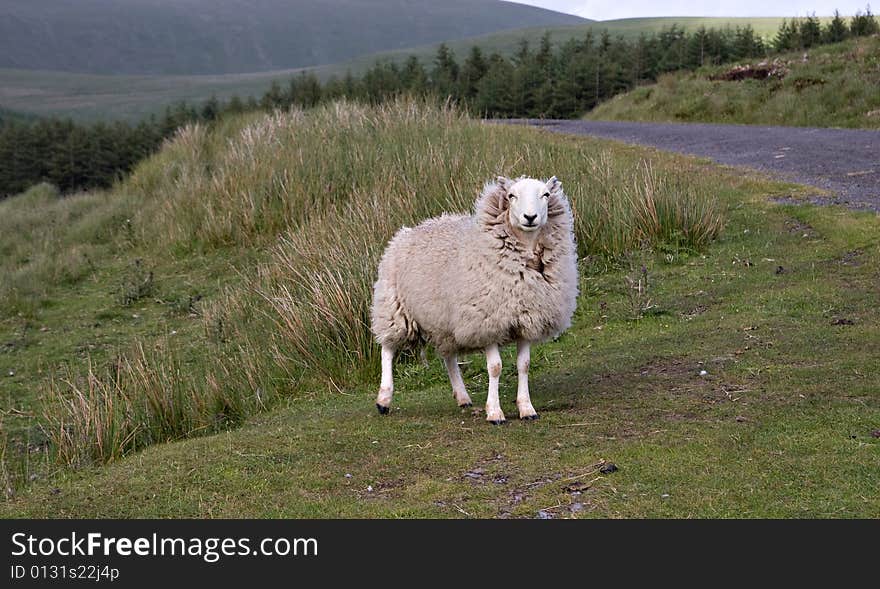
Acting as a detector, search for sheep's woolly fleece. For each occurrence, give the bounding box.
[370,177,579,356]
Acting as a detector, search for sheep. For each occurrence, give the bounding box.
[370,175,579,424]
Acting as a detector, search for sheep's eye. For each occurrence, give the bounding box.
[508,193,516,200]
[542,192,550,198]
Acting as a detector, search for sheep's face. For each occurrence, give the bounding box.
[503,176,559,234]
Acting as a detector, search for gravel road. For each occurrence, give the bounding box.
[506,120,880,212]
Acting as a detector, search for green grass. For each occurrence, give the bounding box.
[588,36,880,128]
[0,17,814,122]
[2,101,878,517]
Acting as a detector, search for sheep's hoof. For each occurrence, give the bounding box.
[376,403,390,415]
[459,402,473,408]
[521,414,540,421]
[489,419,506,426]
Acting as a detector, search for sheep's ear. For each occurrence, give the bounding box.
[494,176,513,210]
[545,175,561,194]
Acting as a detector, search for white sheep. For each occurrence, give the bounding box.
[370,175,578,424]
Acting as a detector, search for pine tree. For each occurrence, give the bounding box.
[717,27,734,64]
[733,25,764,60]
[431,43,459,100]
[509,40,541,117]
[851,6,879,36]
[536,32,553,71]
[201,95,220,121]
[800,13,822,49]
[225,95,245,115]
[290,72,322,108]
[474,53,515,117]
[260,80,285,111]
[657,25,687,72]
[459,46,488,101]
[687,27,709,67]
[133,119,160,159]
[774,19,800,51]
[0,122,37,194]
[362,62,404,103]
[824,10,849,43]
[401,56,428,95]
[341,71,358,100]
[0,124,16,195]
[600,30,612,53]
[633,33,660,80]
[532,33,558,116]
[513,39,531,67]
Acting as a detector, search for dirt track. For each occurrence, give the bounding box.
[507,120,880,212]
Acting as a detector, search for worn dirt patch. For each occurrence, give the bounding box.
[681,304,709,320]
[636,357,700,379]
[591,356,755,418]
[830,249,864,267]
[497,460,610,519]
[784,217,819,238]
[461,452,508,486]
[354,478,405,501]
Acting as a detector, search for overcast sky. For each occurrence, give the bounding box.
[507,1,873,20]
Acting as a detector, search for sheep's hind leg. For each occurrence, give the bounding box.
[375,345,395,414]
[485,344,506,425]
[516,340,539,420]
[443,354,472,408]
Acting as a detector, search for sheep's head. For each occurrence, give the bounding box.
[476,175,569,244]
[497,175,561,234]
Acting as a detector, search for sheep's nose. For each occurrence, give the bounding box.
[523,214,537,224]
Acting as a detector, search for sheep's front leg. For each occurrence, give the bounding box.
[443,354,472,408]
[516,340,539,420]
[375,345,395,414]
[485,344,505,424]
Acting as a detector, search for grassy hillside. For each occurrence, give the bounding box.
[588,36,880,128]
[0,16,815,122]
[577,16,796,37]
[329,16,802,69]
[2,101,878,517]
[0,67,314,123]
[436,16,803,53]
[0,0,584,76]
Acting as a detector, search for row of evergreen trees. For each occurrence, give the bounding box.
[0,104,217,196]
[332,24,769,119]
[1,7,877,198]
[774,9,878,50]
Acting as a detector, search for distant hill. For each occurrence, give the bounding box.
[0,16,810,122]
[0,0,586,75]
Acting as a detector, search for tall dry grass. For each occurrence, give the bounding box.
[44,341,272,466]
[40,98,726,465]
